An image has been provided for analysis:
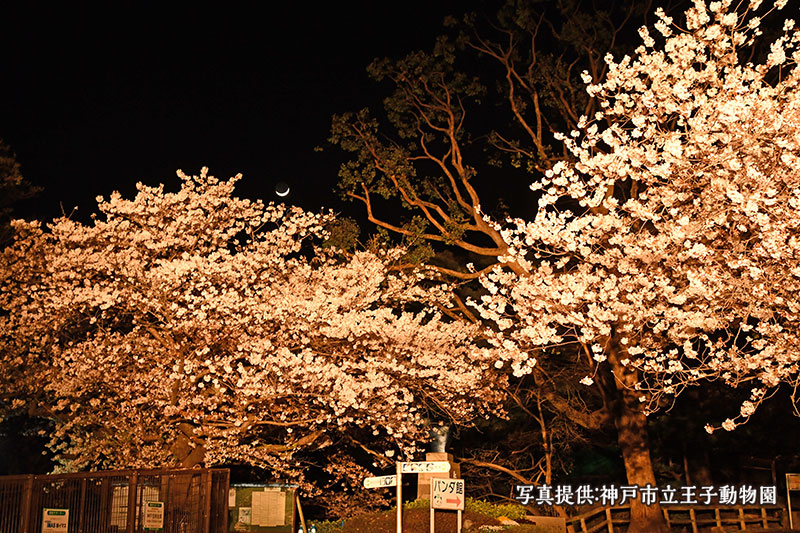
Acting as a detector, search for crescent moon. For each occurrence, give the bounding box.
[275,181,290,197]
[276,188,290,197]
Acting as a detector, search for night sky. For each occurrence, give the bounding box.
[1,2,482,221]
[6,0,800,490]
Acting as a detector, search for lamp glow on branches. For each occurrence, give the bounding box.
[470,0,800,432]
[0,168,528,486]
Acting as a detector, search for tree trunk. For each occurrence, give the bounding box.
[606,341,670,533]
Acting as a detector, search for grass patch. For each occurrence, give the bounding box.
[404,498,526,519]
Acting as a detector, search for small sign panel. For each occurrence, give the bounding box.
[788,474,800,491]
[401,461,451,474]
[143,502,164,530]
[364,475,397,488]
[431,478,465,510]
[42,509,69,533]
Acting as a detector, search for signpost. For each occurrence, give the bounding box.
[431,478,464,510]
[363,461,453,533]
[363,475,397,489]
[430,479,465,533]
[400,461,451,474]
[397,462,450,532]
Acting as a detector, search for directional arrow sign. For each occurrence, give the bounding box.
[431,478,465,510]
[400,461,451,474]
[363,475,397,489]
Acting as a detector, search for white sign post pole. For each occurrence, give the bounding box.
[396,462,402,533]
[430,503,435,533]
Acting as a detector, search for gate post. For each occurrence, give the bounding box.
[78,478,87,533]
[202,470,212,533]
[20,475,34,533]
[126,472,138,533]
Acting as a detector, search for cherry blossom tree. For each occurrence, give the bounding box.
[332,0,798,529]
[329,2,647,512]
[0,169,523,500]
[470,0,799,530]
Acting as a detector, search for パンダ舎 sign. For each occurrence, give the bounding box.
[431,478,465,511]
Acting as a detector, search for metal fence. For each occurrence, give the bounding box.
[0,468,229,533]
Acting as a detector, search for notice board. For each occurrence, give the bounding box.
[228,484,296,533]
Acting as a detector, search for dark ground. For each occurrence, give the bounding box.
[343,507,500,533]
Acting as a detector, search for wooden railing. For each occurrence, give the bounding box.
[565,503,785,532]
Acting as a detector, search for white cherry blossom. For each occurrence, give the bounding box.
[471,0,800,430]
[0,169,516,491]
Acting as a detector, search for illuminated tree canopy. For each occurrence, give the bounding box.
[331,0,799,529]
[0,169,522,493]
[473,0,800,430]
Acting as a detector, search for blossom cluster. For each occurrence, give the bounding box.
[471,0,800,429]
[0,169,517,489]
